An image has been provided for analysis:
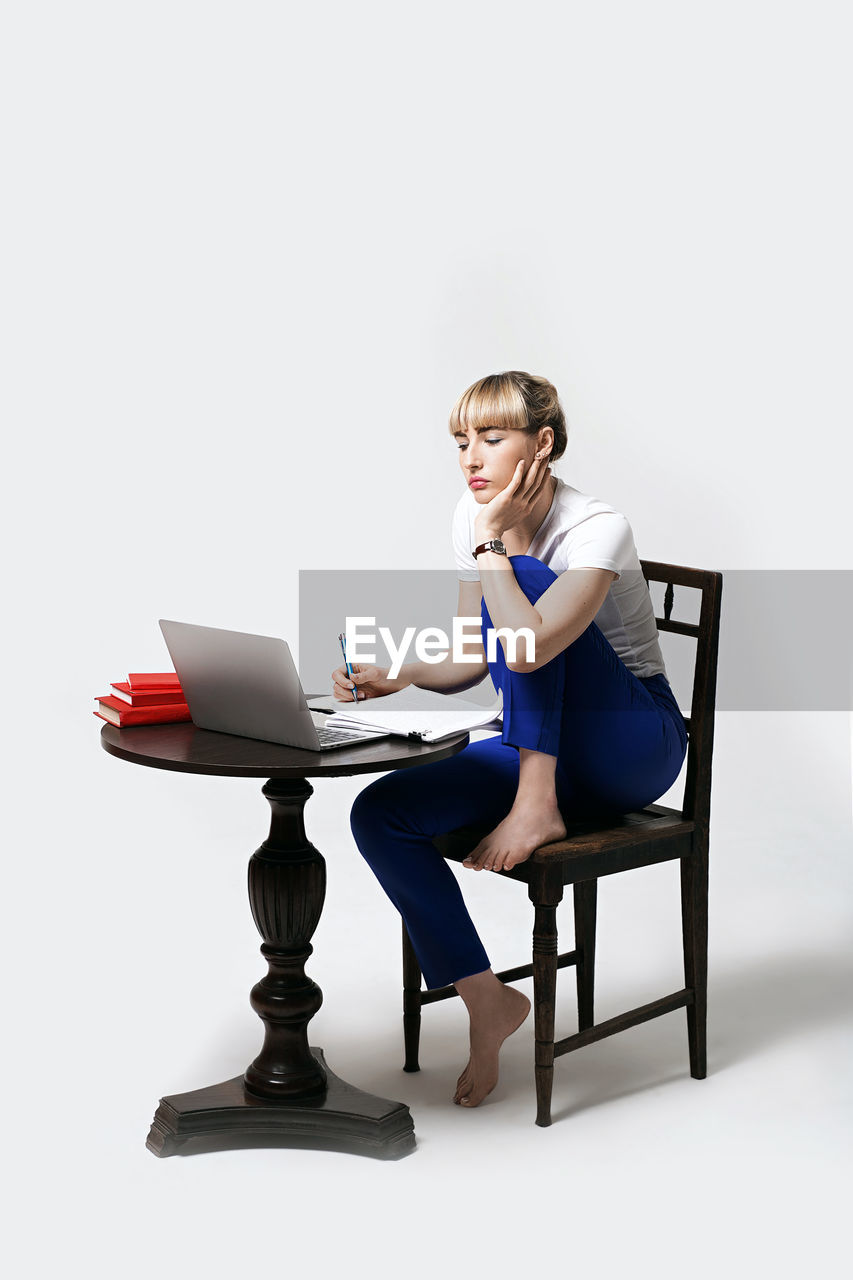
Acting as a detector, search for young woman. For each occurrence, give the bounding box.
[331,371,688,1109]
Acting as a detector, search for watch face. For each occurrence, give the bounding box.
[493,539,506,554]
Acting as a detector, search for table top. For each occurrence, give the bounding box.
[99,722,471,779]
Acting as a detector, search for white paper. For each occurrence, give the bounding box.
[307,686,503,743]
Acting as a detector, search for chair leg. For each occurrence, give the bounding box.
[681,834,709,1078]
[573,879,597,1031]
[402,921,422,1072]
[532,901,559,1126]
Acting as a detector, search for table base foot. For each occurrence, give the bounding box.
[145,1048,416,1160]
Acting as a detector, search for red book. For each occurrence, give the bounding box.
[127,672,181,692]
[93,695,192,728]
[110,681,186,707]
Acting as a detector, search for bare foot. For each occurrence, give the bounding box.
[462,803,567,872]
[453,982,531,1107]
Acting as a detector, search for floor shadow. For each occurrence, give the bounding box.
[704,947,853,1067]
[549,948,853,1119]
[371,947,853,1119]
[195,947,853,1126]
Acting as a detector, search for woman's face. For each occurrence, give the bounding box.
[454,423,544,503]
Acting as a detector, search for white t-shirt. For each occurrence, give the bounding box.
[451,475,668,680]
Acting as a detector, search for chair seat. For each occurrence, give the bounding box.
[433,803,694,875]
[532,803,694,859]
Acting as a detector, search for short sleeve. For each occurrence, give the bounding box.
[451,494,480,581]
[565,511,634,581]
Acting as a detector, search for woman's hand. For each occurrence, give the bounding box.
[331,662,405,702]
[474,451,552,539]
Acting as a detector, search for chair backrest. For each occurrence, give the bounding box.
[639,561,723,829]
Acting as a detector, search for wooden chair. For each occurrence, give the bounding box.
[401,560,723,1125]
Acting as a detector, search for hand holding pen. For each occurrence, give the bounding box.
[331,637,407,703]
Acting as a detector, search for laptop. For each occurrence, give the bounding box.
[158,619,391,751]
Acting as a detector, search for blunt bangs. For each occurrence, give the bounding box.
[448,374,530,438]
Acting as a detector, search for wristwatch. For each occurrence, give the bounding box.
[473,537,507,558]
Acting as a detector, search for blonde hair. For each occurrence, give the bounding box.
[448,371,568,461]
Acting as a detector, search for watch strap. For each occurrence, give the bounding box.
[473,538,507,558]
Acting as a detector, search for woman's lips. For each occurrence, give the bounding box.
[468,478,489,488]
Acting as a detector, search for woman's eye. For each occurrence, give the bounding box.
[457,437,504,450]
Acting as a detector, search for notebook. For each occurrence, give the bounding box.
[307,685,503,743]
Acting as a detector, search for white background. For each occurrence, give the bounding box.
[3,2,851,1277]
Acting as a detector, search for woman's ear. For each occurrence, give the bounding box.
[538,428,554,457]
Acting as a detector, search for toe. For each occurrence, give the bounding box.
[460,1082,488,1107]
[467,838,497,871]
[454,1064,473,1103]
[463,839,485,869]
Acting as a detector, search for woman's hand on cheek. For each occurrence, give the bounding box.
[474,453,552,538]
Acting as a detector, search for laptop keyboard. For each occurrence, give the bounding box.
[316,724,377,747]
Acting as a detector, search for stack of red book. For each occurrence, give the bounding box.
[94,672,192,728]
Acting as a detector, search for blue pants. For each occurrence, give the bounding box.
[350,554,688,991]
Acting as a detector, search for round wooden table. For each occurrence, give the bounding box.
[100,720,470,1160]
